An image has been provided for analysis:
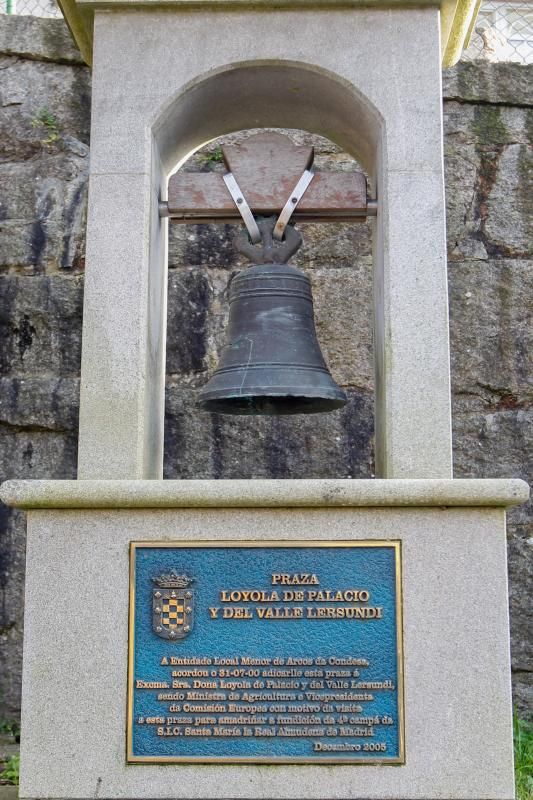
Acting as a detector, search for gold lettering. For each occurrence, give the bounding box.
[137,649,399,758]
[271,574,320,585]
[305,606,383,619]
[220,590,280,603]
[256,606,303,619]
[222,607,254,619]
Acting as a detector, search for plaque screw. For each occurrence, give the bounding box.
[183,625,190,632]
[169,631,177,638]
[156,626,162,632]
[155,606,161,613]
[186,606,192,613]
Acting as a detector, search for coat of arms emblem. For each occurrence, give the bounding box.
[152,572,195,640]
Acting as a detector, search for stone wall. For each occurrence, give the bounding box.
[0,18,531,722]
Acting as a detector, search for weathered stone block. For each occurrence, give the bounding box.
[164,387,374,480]
[0,157,88,271]
[168,219,372,274]
[0,377,80,432]
[0,276,83,376]
[444,103,532,261]
[168,224,241,271]
[0,17,84,65]
[0,47,89,272]
[484,143,532,257]
[443,60,533,107]
[0,432,78,482]
[448,260,532,403]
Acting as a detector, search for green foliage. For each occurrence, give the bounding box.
[202,147,224,164]
[0,754,19,786]
[31,108,61,145]
[515,715,533,800]
[197,147,225,170]
[0,719,20,742]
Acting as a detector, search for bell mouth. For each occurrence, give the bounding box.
[196,393,347,416]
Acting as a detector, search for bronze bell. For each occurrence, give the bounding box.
[196,220,347,415]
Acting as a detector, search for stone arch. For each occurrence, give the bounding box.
[151,59,384,183]
[146,59,383,476]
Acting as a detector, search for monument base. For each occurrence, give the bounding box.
[2,478,527,800]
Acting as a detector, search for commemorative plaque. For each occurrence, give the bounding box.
[128,541,404,764]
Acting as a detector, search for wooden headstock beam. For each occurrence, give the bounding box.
[164,132,372,223]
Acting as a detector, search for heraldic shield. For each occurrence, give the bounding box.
[152,572,195,640]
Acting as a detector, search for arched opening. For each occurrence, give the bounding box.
[149,61,383,479]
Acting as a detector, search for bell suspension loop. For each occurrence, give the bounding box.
[196,173,347,416]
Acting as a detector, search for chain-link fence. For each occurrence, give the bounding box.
[462,0,533,63]
[2,0,60,15]
[2,0,532,64]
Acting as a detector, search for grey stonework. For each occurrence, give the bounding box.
[0,17,531,721]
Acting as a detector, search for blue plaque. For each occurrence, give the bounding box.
[127,541,404,764]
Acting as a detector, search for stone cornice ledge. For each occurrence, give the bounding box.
[57,0,479,67]
[0,478,529,509]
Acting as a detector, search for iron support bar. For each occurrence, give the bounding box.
[158,203,378,222]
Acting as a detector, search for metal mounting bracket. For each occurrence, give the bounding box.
[222,172,261,244]
[273,169,315,241]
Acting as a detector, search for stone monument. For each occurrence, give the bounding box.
[1,0,529,798]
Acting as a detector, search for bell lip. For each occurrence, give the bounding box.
[196,390,348,416]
